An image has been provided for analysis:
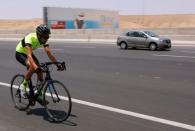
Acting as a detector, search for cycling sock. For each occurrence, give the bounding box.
[37,91,43,100]
[35,80,43,100]
[22,79,28,88]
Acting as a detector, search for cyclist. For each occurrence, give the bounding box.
[15,24,64,105]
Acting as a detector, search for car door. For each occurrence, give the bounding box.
[127,31,144,47]
[136,32,148,47]
[125,31,135,47]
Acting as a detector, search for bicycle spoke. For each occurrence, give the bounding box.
[10,74,30,110]
[44,80,72,122]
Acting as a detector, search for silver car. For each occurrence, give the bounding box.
[117,30,171,50]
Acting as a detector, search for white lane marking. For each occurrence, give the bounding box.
[152,54,195,59]
[64,46,96,49]
[2,81,195,131]
[173,45,195,47]
[173,41,195,44]
[38,48,64,51]
[181,51,195,54]
[51,49,64,51]
[152,76,161,79]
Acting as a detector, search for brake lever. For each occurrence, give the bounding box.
[57,62,66,71]
[62,62,66,70]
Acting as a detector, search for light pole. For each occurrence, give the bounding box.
[142,0,145,25]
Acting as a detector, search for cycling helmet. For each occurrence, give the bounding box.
[36,24,51,36]
[36,24,51,44]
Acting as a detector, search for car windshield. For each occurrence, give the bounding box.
[144,31,159,37]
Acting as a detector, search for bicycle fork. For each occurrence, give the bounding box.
[48,81,60,103]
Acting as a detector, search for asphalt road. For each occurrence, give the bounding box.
[0,40,195,131]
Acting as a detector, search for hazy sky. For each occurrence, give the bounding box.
[1,0,195,19]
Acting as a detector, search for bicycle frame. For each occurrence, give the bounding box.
[11,61,71,122]
[29,62,62,103]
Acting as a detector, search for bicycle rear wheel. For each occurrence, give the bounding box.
[10,74,30,110]
[43,80,72,122]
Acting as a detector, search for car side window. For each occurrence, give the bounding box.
[127,32,134,37]
[126,31,146,38]
[126,32,133,37]
[132,32,140,37]
[139,32,147,38]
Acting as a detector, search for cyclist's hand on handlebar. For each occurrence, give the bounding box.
[56,62,66,71]
[34,64,43,73]
[35,67,43,73]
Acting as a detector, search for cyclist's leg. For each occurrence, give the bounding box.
[32,53,43,82]
[15,52,35,94]
[15,52,31,97]
[16,52,38,81]
[15,52,34,80]
[15,52,27,67]
[31,54,48,104]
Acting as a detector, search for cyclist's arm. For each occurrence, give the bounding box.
[26,44,38,70]
[44,46,57,63]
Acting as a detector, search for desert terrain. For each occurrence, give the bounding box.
[120,14,195,28]
[0,14,195,29]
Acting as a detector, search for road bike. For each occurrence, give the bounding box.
[10,61,72,122]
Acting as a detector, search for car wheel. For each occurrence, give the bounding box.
[120,42,128,49]
[149,43,157,51]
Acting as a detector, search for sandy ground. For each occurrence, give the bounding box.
[0,14,195,29]
[0,18,42,30]
[120,14,195,28]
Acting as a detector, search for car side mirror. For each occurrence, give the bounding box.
[143,35,148,38]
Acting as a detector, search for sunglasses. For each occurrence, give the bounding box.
[41,35,49,39]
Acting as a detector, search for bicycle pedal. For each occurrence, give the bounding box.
[30,101,36,106]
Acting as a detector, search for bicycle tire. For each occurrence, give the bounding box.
[10,74,30,110]
[43,80,72,122]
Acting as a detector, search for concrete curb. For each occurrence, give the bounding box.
[0,38,116,44]
[0,38,195,45]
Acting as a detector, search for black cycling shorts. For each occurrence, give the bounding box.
[15,52,40,67]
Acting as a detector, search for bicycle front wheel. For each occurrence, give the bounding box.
[10,74,30,110]
[43,80,72,122]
